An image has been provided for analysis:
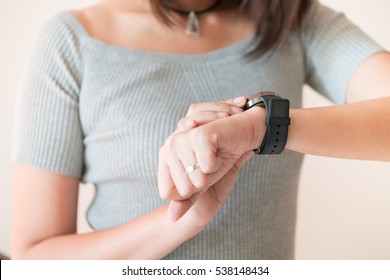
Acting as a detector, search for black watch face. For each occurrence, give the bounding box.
[244,91,279,110]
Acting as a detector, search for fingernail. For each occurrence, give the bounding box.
[231,106,243,114]
[233,96,246,104]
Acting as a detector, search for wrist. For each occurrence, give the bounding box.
[161,205,206,242]
[177,210,209,235]
[242,106,266,151]
[243,92,291,154]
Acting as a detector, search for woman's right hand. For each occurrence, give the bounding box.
[174,149,253,225]
[11,96,252,259]
[164,96,253,223]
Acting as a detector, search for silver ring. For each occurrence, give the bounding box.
[185,163,199,174]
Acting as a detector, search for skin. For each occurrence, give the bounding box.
[12,0,251,259]
[160,52,390,220]
[12,0,390,259]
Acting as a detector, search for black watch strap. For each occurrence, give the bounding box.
[244,93,290,155]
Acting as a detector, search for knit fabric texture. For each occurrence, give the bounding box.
[13,1,383,259]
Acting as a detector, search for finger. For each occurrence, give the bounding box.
[175,119,196,134]
[185,158,213,190]
[186,102,242,117]
[168,200,192,222]
[194,129,221,175]
[167,192,201,221]
[158,141,196,201]
[159,158,202,201]
[235,151,254,169]
[223,96,247,107]
[161,126,207,200]
[157,120,196,199]
[158,149,180,200]
[169,132,205,198]
[168,156,198,199]
[177,111,228,129]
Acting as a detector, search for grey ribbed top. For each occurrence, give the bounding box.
[13,1,383,259]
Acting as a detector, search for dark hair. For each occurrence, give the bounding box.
[151,0,313,56]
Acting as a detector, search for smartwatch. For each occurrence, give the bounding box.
[244,92,290,155]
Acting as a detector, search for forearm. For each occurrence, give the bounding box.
[247,97,390,161]
[16,205,202,260]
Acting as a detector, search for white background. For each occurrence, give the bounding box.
[2,260,390,280]
[0,0,389,259]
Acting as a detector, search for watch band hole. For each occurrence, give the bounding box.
[276,139,279,142]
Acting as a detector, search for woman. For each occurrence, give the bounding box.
[12,0,390,259]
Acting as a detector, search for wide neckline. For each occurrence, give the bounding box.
[62,11,256,62]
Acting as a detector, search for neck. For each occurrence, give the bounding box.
[163,0,221,12]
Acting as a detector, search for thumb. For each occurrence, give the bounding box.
[167,192,201,221]
[235,151,254,169]
[168,200,193,222]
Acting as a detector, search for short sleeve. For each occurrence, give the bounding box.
[12,13,85,178]
[302,1,384,104]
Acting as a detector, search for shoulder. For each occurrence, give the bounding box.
[27,11,89,67]
[23,10,89,95]
[29,10,92,72]
[39,10,88,44]
[302,0,341,30]
[69,5,109,40]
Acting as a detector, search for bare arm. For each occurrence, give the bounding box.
[286,97,390,160]
[245,52,390,161]
[11,98,246,259]
[11,165,204,259]
[256,52,390,161]
[158,52,390,219]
